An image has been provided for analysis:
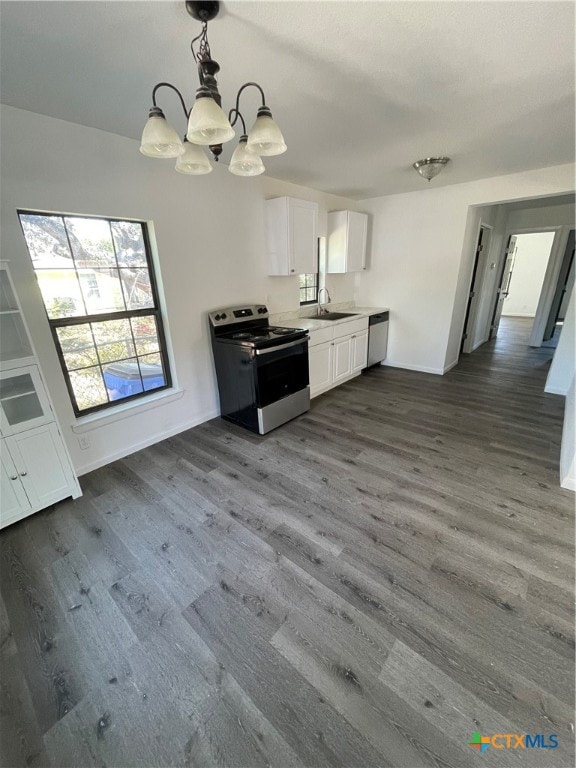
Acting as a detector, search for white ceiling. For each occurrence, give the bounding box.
[1,1,574,198]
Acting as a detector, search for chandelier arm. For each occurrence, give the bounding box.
[228,108,247,135]
[234,82,267,115]
[152,82,191,118]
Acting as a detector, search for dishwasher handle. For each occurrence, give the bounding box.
[369,311,389,326]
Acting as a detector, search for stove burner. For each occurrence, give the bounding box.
[272,328,295,335]
[232,331,269,340]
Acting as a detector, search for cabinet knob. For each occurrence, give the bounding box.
[352,335,356,338]
[290,269,295,273]
[10,476,18,481]
[20,472,27,477]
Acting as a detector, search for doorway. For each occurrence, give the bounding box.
[490,231,556,342]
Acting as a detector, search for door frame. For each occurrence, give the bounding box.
[461,223,493,353]
[526,226,571,346]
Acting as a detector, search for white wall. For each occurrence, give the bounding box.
[546,286,575,396]
[503,232,555,317]
[0,105,362,474]
[358,168,575,373]
[545,287,576,490]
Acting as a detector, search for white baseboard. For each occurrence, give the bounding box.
[561,475,576,492]
[381,360,445,376]
[544,385,568,396]
[75,408,220,476]
[443,359,459,374]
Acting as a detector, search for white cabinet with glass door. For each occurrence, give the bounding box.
[0,262,81,529]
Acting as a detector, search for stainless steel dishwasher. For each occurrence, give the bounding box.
[367,311,389,366]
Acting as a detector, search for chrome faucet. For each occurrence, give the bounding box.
[317,287,332,315]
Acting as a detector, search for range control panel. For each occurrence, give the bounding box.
[209,305,268,326]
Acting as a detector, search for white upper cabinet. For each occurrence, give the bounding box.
[326,210,368,273]
[266,197,319,275]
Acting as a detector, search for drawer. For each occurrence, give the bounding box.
[308,327,334,347]
[333,317,368,339]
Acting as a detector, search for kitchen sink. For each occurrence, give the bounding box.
[315,312,359,321]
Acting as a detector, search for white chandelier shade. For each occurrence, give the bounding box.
[175,139,213,174]
[246,110,287,156]
[186,94,236,146]
[140,113,184,158]
[229,136,265,176]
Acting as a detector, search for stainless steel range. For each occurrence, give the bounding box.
[209,305,310,434]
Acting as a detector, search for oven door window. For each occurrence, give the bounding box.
[254,341,309,407]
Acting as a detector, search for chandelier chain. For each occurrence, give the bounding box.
[191,21,211,63]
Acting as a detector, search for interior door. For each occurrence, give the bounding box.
[543,229,575,341]
[462,226,491,353]
[489,235,517,340]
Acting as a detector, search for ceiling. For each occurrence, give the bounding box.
[1,1,574,199]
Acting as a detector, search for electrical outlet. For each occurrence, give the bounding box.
[78,435,91,451]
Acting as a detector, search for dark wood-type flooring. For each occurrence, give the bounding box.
[1,317,574,767]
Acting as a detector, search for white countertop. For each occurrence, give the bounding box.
[280,307,389,332]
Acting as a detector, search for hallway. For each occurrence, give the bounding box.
[1,317,574,767]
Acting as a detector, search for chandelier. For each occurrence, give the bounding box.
[140,1,286,176]
[412,157,450,182]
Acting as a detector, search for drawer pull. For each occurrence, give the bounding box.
[20,472,27,477]
[10,475,17,481]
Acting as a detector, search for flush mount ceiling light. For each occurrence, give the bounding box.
[140,1,287,176]
[412,157,450,182]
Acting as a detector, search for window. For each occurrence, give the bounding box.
[18,212,171,416]
[299,273,319,305]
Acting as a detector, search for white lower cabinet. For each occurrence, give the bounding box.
[309,341,333,396]
[351,330,369,373]
[1,441,31,522]
[309,318,369,397]
[0,423,80,529]
[333,336,352,383]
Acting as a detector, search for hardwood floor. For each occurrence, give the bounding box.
[1,317,574,767]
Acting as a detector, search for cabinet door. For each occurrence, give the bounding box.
[351,330,369,373]
[290,201,318,275]
[0,440,31,527]
[6,423,75,511]
[309,341,333,397]
[346,212,368,272]
[333,336,352,383]
[0,365,53,436]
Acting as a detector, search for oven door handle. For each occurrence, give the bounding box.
[254,337,308,355]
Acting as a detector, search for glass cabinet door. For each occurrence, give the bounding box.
[0,366,53,436]
[0,268,34,365]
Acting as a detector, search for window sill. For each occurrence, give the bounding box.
[71,387,184,433]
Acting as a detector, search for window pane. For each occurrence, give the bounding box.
[111,221,147,266]
[120,268,153,310]
[19,214,72,266]
[35,269,85,318]
[138,353,166,392]
[103,358,143,401]
[69,366,108,410]
[56,325,99,370]
[79,268,126,314]
[92,319,135,363]
[65,217,116,267]
[299,274,307,288]
[131,315,159,355]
